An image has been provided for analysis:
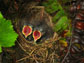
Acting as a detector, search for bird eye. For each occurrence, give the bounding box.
[22,25,32,38]
[33,30,41,42]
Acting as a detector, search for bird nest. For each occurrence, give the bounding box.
[14,7,59,63]
[16,31,59,63]
[15,22,59,63]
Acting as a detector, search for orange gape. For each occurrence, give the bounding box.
[22,25,32,38]
[33,30,41,42]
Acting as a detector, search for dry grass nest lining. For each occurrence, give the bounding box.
[17,30,58,53]
[16,31,59,63]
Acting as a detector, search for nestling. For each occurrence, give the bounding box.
[17,5,54,44]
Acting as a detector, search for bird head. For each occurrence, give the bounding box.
[32,27,44,42]
[22,25,32,38]
[33,30,42,42]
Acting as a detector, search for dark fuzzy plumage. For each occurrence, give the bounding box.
[17,5,54,43]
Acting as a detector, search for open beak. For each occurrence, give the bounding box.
[22,25,32,38]
[33,30,42,42]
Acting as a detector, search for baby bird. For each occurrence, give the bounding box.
[22,25,32,38]
[17,3,54,44]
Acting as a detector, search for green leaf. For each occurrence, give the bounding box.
[0,45,2,53]
[59,40,68,47]
[60,38,66,41]
[42,0,59,14]
[65,30,72,37]
[0,12,18,48]
[0,12,3,18]
[42,0,70,33]
[53,10,65,22]
[54,16,68,32]
[46,3,60,13]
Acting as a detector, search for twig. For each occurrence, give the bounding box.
[61,13,76,63]
[16,56,30,62]
[17,40,29,54]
